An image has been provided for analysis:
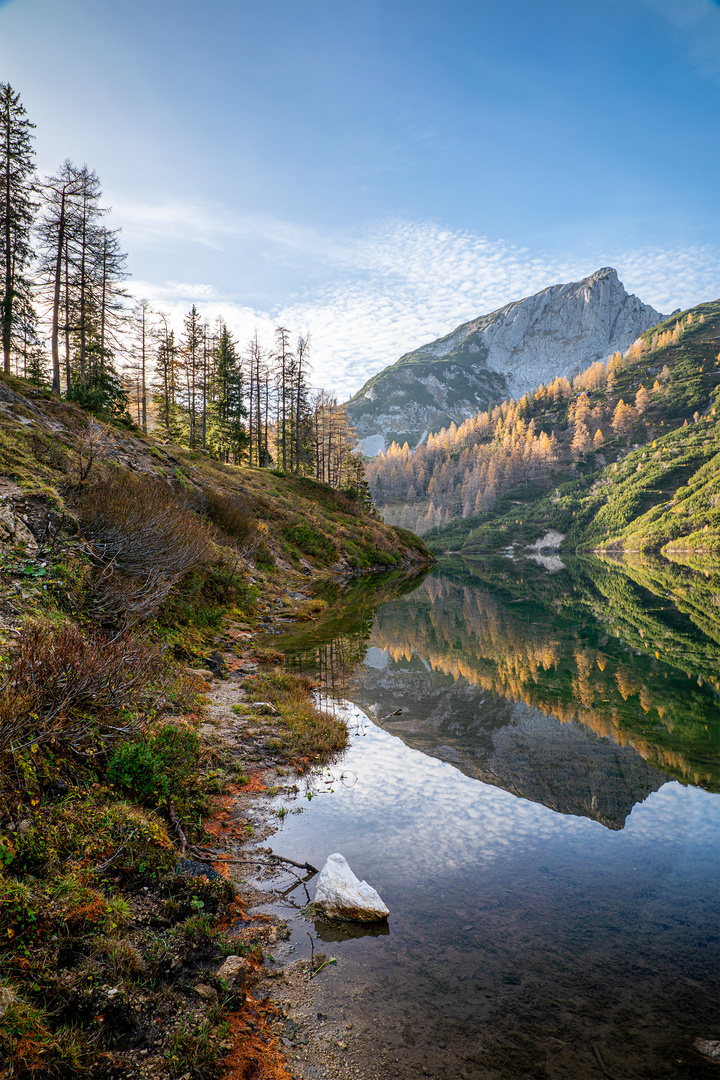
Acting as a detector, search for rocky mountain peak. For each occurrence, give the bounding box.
[348,268,666,454]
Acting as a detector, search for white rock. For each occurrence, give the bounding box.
[314,853,389,922]
[526,530,564,551]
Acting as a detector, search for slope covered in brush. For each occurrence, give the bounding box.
[370,297,720,548]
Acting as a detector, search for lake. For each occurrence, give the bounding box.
[262,555,720,1079]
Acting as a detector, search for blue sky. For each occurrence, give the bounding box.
[1,0,719,396]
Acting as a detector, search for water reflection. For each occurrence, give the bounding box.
[267,704,720,1080]
[264,558,720,1079]
[314,917,390,942]
[275,555,720,813]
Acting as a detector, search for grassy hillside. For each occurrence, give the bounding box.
[451,418,720,557]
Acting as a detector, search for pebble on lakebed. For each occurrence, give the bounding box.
[314,853,389,922]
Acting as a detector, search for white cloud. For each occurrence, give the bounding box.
[122,209,720,401]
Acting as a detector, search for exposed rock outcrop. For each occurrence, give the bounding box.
[349,268,665,452]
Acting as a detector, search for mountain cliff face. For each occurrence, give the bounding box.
[348,267,665,453]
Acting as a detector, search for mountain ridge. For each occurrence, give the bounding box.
[348,267,666,453]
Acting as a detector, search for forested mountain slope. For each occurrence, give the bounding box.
[348,267,664,452]
[367,299,720,550]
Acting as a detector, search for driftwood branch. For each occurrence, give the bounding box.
[267,853,319,874]
[179,845,318,875]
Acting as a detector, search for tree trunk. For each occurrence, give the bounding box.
[64,238,71,393]
[141,305,147,433]
[2,113,11,373]
[50,187,66,394]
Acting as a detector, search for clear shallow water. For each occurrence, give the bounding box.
[264,562,720,1079]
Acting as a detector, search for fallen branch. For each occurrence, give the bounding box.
[267,853,319,874]
[91,830,136,874]
[181,845,318,875]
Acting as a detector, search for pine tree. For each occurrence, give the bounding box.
[635,385,650,414]
[95,225,129,363]
[130,299,152,433]
[0,84,36,374]
[180,305,203,446]
[153,314,183,441]
[215,321,247,462]
[292,333,313,473]
[37,162,95,392]
[571,420,592,457]
[274,326,293,470]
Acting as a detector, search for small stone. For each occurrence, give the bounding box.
[0,986,15,1018]
[194,983,218,1002]
[216,955,252,982]
[185,667,215,681]
[695,1039,720,1062]
[337,1041,348,1050]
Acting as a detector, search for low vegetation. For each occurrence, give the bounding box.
[0,369,431,1078]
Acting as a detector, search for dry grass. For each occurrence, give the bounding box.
[242,670,347,766]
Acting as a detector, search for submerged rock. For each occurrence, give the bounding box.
[314,853,389,922]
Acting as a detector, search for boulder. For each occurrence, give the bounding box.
[0,985,15,1019]
[314,853,389,922]
[0,501,38,555]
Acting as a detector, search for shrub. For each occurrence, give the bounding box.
[283,523,337,561]
[76,471,213,623]
[184,487,258,550]
[106,724,199,806]
[9,797,174,879]
[0,622,165,786]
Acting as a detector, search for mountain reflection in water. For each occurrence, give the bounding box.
[265,556,720,1080]
[278,555,720,826]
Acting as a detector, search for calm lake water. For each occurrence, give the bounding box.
[263,556,720,1079]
